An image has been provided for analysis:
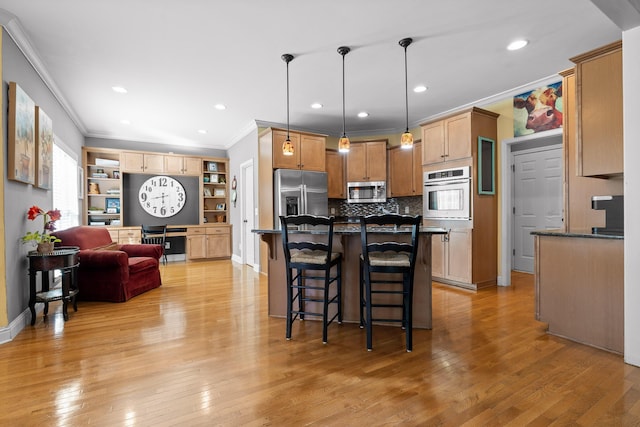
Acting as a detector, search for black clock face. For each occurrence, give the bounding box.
[138,176,186,218]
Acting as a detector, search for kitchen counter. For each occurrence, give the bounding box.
[253,226,447,329]
[533,232,624,354]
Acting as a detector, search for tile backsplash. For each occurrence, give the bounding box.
[329,196,423,217]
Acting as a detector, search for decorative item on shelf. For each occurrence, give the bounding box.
[231,175,237,207]
[208,162,218,172]
[216,203,226,210]
[210,173,218,183]
[95,158,120,167]
[214,188,226,197]
[89,182,100,194]
[399,37,414,149]
[204,188,212,197]
[21,205,62,253]
[337,46,351,153]
[219,176,226,184]
[216,214,225,223]
[113,170,120,179]
[105,197,120,213]
[203,175,210,183]
[281,53,295,156]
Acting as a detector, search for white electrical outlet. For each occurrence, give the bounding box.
[404,206,410,214]
[330,207,336,215]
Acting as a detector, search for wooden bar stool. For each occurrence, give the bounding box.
[280,215,343,344]
[359,214,422,352]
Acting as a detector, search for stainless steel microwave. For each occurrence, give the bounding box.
[347,181,386,203]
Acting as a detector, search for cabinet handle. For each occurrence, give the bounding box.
[440,154,445,158]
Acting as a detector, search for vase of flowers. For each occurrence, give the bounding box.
[21,206,62,253]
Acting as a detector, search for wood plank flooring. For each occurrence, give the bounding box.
[0,262,637,426]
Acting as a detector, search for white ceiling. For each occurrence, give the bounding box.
[0,0,628,150]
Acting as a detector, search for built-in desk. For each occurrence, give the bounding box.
[254,225,447,329]
[532,230,624,354]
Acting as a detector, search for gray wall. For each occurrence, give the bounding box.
[3,29,84,324]
[227,126,258,263]
[85,137,227,158]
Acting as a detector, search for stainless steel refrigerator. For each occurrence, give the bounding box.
[273,169,328,229]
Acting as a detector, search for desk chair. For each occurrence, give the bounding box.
[359,214,422,352]
[141,224,167,265]
[280,215,343,344]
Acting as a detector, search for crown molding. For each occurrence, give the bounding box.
[0,9,87,134]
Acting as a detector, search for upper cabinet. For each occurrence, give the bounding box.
[346,140,387,182]
[388,142,422,197]
[165,155,202,175]
[326,149,346,199]
[571,40,623,177]
[272,130,326,171]
[121,152,164,174]
[421,108,498,166]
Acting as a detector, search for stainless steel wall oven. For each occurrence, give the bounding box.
[423,166,471,220]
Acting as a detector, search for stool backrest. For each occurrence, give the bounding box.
[141,224,167,246]
[280,215,335,265]
[359,214,422,270]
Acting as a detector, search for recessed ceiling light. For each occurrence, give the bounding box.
[414,85,427,93]
[507,40,528,51]
[357,112,369,118]
[112,86,128,94]
[311,103,323,109]
[214,104,226,110]
[198,129,207,134]
[120,119,130,125]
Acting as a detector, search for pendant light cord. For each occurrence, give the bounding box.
[286,59,290,139]
[342,52,346,137]
[404,44,409,133]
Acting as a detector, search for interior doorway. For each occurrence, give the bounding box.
[240,159,256,268]
[512,145,563,272]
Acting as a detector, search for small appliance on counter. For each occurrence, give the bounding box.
[591,195,624,236]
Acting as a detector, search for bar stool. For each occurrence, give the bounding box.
[141,224,167,265]
[359,214,422,352]
[280,215,343,344]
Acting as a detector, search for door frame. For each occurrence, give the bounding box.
[240,158,257,270]
[499,127,562,286]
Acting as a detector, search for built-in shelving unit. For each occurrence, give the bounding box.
[84,148,122,226]
[202,159,228,224]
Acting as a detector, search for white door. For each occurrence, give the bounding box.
[512,146,563,272]
[241,160,255,267]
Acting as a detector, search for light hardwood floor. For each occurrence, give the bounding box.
[1,261,637,426]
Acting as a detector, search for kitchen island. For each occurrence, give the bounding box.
[254,224,447,329]
[533,230,624,354]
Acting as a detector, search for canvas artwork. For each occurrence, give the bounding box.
[513,81,563,137]
[36,107,54,189]
[8,82,36,184]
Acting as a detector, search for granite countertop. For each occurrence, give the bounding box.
[253,225,448,235]
[530,229,624,240]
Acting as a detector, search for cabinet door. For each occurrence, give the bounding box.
[445,113,472,161]
[183,156,202,175]
[578,47,623,176]
[389,147,413,197]
[300,135,326,171]
[413,142,423,195]
[446,228,472,284]
[272,131,301,169]
[164,155,184,174]
[121,152,145,172]
[346,143,367,181]
[431,234,446,279]
[422,121,445,165]
[206,232,231,258]
[366,141,387,181]
[144,153,165,174]
[187,235,207,259]
[326,150,345,199]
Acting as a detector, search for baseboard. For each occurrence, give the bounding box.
[0,307,39,344]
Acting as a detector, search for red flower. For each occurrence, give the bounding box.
[27,205,43,221]
[22,206,63,245]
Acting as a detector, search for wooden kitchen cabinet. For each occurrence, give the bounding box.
[326,149,346,199]
[421,108,498,166]
[272,130,326,171]
[346,140,387,182]
[121,152,164,174]
[388,142,422,197]
[431,228,472,286]
[571,40,623,177]
[187,226,231,260]
[164,155,202,175]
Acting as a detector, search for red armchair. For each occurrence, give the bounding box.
[54,226,162,302]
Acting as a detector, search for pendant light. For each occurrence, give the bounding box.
[337,46,351,153]
[281,53,295,156]
[399,38,414,149]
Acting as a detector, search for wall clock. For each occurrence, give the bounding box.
[138,175,186,218]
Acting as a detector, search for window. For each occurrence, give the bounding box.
[53,139,79,230]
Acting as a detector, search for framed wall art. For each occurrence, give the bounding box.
[35,106,54,190]
[8,82,36,184]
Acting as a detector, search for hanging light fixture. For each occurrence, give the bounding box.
[337,46,351,153]
[281,53,295,156]
[399,38,414,149]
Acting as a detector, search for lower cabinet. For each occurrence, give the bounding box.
[187,226,231,260]
[108,227,142,244]
[431,228,472,287]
